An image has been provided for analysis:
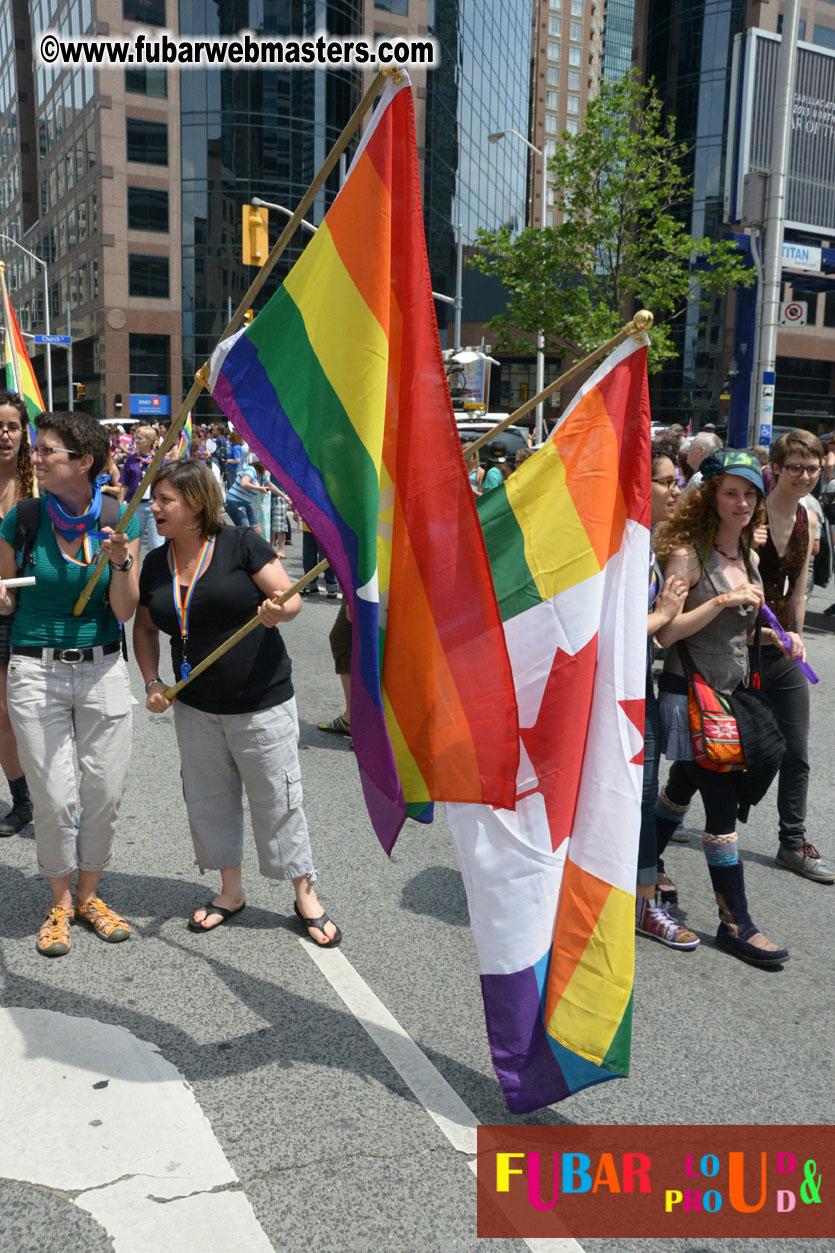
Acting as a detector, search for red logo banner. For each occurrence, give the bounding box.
[477,1125,831,1239]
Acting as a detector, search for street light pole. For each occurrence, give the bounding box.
[751,0,801,445]
[489,128,548,443]
[0,232,52,410]
[250,197,318,235]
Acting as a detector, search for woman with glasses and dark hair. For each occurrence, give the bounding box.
[0,391,34,836]
[0,411,140,957]
[757,430,833,883]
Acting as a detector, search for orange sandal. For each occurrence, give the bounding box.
[36,905,74,957]
[75,896,131,943]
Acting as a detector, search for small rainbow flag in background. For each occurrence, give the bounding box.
[2,286,42,446]
[178,413,192,458]
[447,334,651,1113]
[210,72,518,851]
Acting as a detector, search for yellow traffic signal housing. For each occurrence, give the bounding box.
[73,382,86,401]
[243,309,255,325]
[242,204,269,266]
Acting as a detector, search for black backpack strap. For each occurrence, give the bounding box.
[13,497,42,572]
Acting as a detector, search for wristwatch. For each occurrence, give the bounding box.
[110,553,134,572]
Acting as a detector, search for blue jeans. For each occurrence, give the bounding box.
[225,499,259,529]
[136,500,164,552]
[302,531,337,590]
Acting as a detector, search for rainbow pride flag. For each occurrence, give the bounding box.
[448,334,651,1113]
[209,73,518,851]
[2,290,42,445]
[178,414,192,458]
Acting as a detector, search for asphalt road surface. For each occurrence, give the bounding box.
[1,549,833,1253]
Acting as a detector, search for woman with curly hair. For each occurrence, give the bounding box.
[652,449,792,968]
[0,391,34,836]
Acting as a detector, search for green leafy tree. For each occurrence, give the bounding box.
[472,75,752,372]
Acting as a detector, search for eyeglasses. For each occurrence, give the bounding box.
[782,463,821,478]
[651,476,680,490]
[32,442,81,459]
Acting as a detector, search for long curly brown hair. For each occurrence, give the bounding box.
[653,473,765,571]
[0,391,34,499]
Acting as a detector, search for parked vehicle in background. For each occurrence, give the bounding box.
[456,419,529,464]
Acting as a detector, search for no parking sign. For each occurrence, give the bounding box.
[779,300,808,326]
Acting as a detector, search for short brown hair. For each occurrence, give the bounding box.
[35,410,109,481]
[771,428,824,466]
[151,458,224,537]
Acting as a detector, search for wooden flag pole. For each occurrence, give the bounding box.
[73,68,392,617]
[464,310,654,460]
[71,375,204,615]
[162,558,330,701]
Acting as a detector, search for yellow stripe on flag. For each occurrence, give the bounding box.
[545,881,635,1065]
[505,439,602,601]
[284,224,389,470]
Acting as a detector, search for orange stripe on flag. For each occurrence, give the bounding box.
[553,386,628,567]
[543,858,612,1015]
[326,150,392,337]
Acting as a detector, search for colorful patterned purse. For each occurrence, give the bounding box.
[679,644,746,772]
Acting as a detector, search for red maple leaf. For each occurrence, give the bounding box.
[518,635,598,852]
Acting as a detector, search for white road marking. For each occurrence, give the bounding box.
[0,1007,273,1253]
[301,942,586,1253]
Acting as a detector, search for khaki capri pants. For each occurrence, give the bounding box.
[173,696,317,882]
[7,650,133,879]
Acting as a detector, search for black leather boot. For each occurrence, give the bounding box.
[0,775,33,836]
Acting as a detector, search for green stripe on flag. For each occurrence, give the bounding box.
[477,480,542,622]
[601,988,632,1077]
[247,291,381,586]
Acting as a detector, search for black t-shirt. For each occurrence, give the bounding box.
[139,526,293,714]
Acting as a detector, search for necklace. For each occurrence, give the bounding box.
[714,542,742,561]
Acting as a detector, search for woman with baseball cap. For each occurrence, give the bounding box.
[652,449,790,968]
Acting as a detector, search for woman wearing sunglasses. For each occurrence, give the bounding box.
[0,411,140,957]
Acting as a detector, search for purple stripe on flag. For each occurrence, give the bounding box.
[481,962,618,1114]
[213,369,406,851]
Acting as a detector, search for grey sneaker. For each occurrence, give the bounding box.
[775,842,835,884]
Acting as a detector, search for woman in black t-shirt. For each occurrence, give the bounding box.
[133,459,340,946]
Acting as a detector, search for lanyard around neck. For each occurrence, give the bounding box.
[170,537,213,651]
[54,526,95,567]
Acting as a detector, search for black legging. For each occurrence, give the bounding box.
[664,759,738,836]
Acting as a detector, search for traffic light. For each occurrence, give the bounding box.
[242,204,269,266]
[73,383,86,402]
[243,309,255,325]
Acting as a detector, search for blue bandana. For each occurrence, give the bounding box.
[45,475,109,539]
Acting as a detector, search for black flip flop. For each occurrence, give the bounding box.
[293,901,342,948]
[188,900,245,933]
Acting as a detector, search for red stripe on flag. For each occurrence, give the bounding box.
[363,86,519,806]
